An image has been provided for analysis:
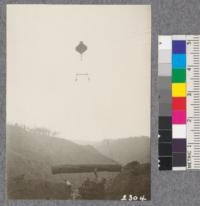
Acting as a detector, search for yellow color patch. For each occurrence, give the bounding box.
[172,83,186,97]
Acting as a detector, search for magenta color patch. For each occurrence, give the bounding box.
[172,110,186,124]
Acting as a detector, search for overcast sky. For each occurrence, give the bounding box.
[7,5,151,142]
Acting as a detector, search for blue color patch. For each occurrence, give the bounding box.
[172,54,186,68]
[172,40,186,54]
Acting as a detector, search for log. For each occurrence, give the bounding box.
[51,164,122,174]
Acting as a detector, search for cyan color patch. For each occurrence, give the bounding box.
[172,54,186,68]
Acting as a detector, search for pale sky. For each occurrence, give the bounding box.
[7,5,151,141]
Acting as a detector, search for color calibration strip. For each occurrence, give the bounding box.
[172,36,186,171]
[158,35,200,171]
[158,36,172,170]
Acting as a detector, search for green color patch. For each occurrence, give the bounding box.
[172,69,186,83]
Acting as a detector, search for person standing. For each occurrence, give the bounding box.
[64,179,72,197]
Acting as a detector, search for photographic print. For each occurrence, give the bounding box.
[6,5,151,200]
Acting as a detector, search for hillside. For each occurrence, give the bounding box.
[7,124,117,182]
[107,161,150,200]
[7,125,150,199]
[94,137,150,165]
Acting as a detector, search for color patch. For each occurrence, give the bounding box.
[172,54,186,68]
[159,89,171,103]
[159,157,172,170]
[158,77,171,90]
[172,110,186,124]
[159,50,171,63]
[172,69,186,82]
[159,117,172,129]
[173,153,186,167]
[172,139,186,153]
[159,130,172,143]
[159,143,172,156]
[159,36,172,50]
[158,63,171,76]
[172,125,186,138]
[159,103,171,116]
[172,97,186,110]
[172,40,186,54]
[172,83,186,97]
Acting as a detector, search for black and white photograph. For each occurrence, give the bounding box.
[6,5,151,200]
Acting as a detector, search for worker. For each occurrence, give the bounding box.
[64,179,72,197]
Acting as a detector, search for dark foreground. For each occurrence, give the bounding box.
[8,162,150,200]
